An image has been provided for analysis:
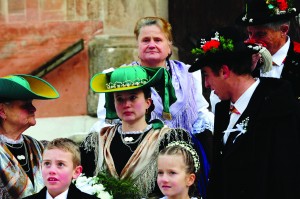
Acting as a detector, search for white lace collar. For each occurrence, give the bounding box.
[0,134,24,144]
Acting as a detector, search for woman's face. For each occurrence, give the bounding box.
[0,100,37,131]
[114,89,151,125]
[137,25,172,67]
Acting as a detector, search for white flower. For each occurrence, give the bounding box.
[223,117,250,144]
[233,117,249,143]
[79,184,98,195]
[97,190,113,199]
[93,184,105,192]
[74,174,113,199]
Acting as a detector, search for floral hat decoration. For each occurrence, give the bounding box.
[90,65,176,120]
[236,0,299,26]
[0,74,59,101]
[189,31,273,73]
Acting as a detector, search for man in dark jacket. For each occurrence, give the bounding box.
[189,32,300,199]
[237,0,300,102]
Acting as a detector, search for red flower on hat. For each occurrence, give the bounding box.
[244,38,267,47]
[276,0,288,10]
[202,40,220,52]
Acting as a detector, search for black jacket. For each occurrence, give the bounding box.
[208,78,300,199]
[22,183,99,199]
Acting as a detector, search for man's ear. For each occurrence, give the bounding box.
[280,24,289,35]
[72,165,83,179]
[220,65,230,79]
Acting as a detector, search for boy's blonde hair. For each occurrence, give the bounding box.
[45,138,81,167]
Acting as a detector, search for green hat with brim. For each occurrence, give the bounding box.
[0,74,59,101]
[90,65,176,120]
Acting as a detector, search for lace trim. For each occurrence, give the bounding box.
[117,124,152,135]
[0,134,24,144]
[81,131,101,176]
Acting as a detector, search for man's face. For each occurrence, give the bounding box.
[247,25,285,55]
[202,66,230,101]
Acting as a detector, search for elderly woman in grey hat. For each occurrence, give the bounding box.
[0,74,59,199]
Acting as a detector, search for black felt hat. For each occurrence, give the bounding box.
[236,0,298,26]
[189,31,272,73]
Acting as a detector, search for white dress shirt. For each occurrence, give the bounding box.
[260,37,290,78]
[223,78,260,144]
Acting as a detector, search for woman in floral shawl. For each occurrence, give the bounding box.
[0,74,59,199]
[80,66,199,198]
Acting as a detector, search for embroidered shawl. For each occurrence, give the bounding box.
[0,135,44,199]
[82,125,191,197]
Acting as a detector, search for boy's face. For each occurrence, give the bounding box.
[42,148,82,198]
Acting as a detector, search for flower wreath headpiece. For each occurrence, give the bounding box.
[167,141,200,172]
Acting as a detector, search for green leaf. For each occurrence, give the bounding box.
[96,172,141,199]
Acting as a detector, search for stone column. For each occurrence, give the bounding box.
[87,0,178,116]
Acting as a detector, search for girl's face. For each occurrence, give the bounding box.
[157,154,195,199]
[42,149,82,198]
[114,89,151,125]
[137,25,171,67]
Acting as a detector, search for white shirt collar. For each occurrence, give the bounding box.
[46,189,69,199]
[232,78,260,115]
[272,36,290,66]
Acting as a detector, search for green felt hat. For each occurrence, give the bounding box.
[90,65,176,120]
[0,74,59,101]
